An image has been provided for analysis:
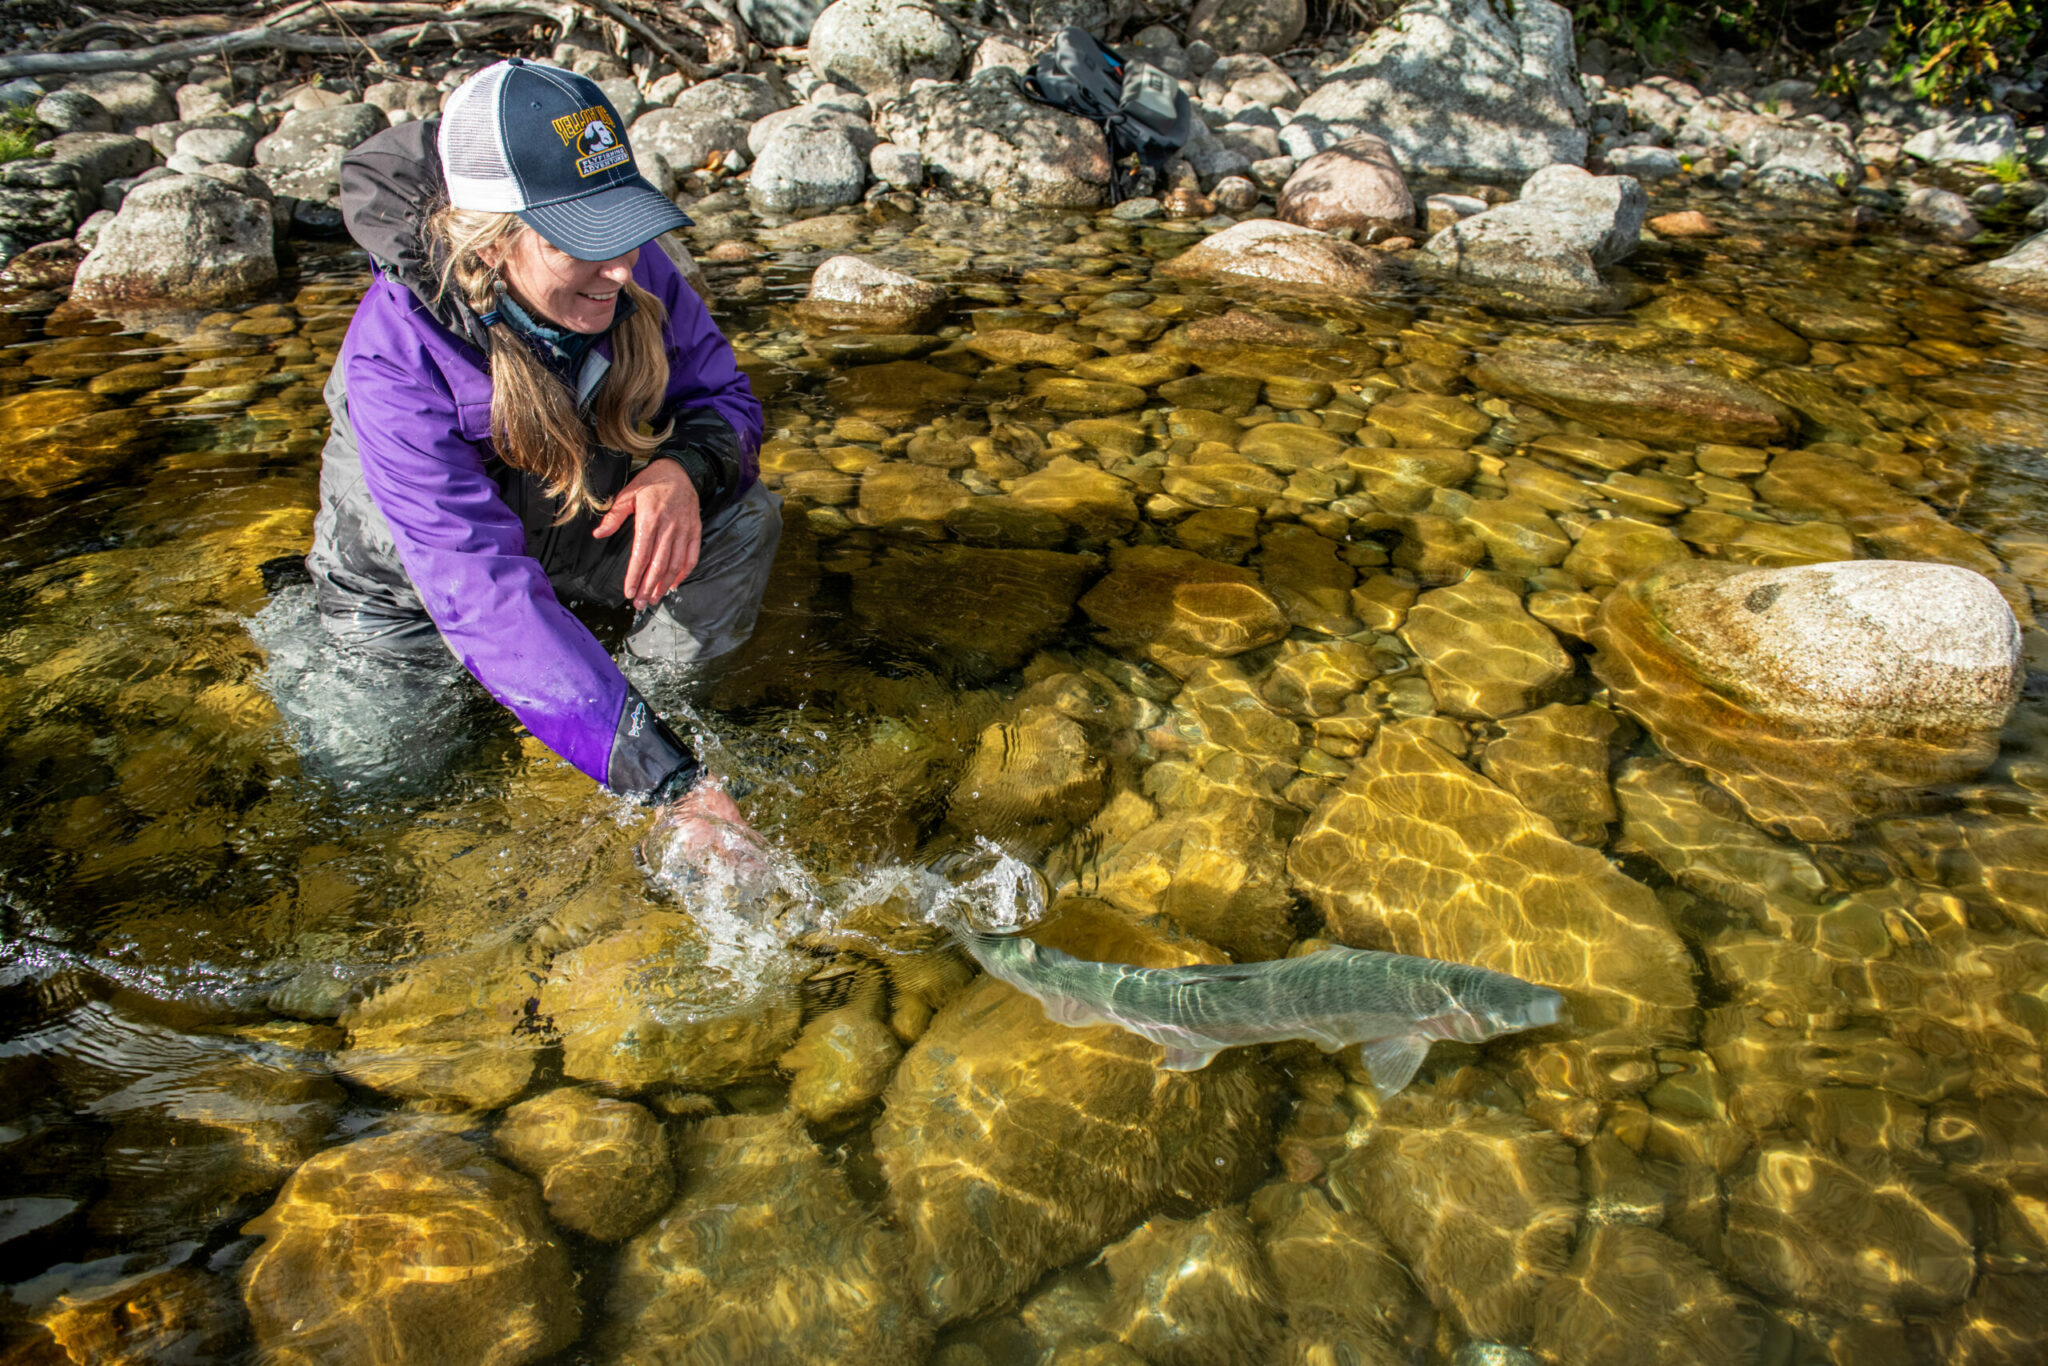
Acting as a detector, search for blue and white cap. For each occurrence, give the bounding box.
[438,57,690,261]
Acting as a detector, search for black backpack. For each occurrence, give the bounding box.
[1025,27,1194,203]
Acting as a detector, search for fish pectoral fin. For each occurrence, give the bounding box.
[1359,1036,1431,1099]
[1158,1045,1220,1071]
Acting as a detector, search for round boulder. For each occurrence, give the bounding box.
[1277,133,1414,234]
[240,1130,580,1366]
[1590,559,2022,840]
[1188,0,1307,58]
[796,254,949,332]
[495,1088,674,1242]
[809,0,963,99]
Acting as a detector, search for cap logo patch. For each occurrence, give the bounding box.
[553,105,629,177]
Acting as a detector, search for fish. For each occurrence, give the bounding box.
[956,930,1567,1098]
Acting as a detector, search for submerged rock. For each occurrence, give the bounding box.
[849,543,1103,680]
[1532,1224,1761,1366]
[1079,545,1291,657]
[1328,1092,1580,1344]
[605,1112,930,1363]
[546,912,802,1093]
[495,1087,674,1242]
[334,944,542,1109]
[1470,348,1796,446]
[1293,0,1586,178]
[1096,1209,1281,1366]
[875,915,1277,1324]
[28,1266,242,1366]
[796,255,949,333]
[1399,573,1573,719]
[781,1002,903,1122]
[947,704,1106,854]
[1157,218,1390,302]
[1290,725,1695,1040]
[241,1130,579,1366]
[1477,702,1620,845]
[1590,560,2022,840]
[1251,1181,1415,1363]
[1725,1140,1974,1319]
[1955,231,2048,309]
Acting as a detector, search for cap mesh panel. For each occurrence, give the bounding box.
[438,61,524,212]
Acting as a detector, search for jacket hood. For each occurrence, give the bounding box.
[338,119,492,353]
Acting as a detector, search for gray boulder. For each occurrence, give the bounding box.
[673,73,786,124]
[742,0,834,47]
[630,108,749,175]
[43,133,155,203]
[35,89,113,135]
[1903,186,1981,242]
[748,104,877,158]
[970,37,1035,78]
[871,141,923,188]
[809,0,963,99]
[1294,0,1586,178]
[0,159,92,253]
[1188,0,1307,56]
[1620,77,1698,142]
[876,70,1109,208]
[1426,162,1645,297]
[597,78,647,128]
[1745,124,1857,194]
[748,123,868,213]
[254,103,387,167]
[1601,145,1680,180]
[1178,121,1259,183]
[363,79,443,121]
[141,114,263,160]
[61,72,174,131]
[1905,113,2018,166]
[176,125,258,168]
[71,173,275,307]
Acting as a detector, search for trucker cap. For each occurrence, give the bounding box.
[438,57,691,260]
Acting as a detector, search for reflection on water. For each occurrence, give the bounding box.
[0,194,2046,1364]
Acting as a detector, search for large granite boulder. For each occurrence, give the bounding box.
[69,174,276,307]
[1426,163,1646,297]
[877,69,1111,208]
[604,1112,930,1362]
[241,1130,579,1366]
[875,911,1277,1323]
[748,121,868,213]
[1289,725,1696,1040]
[1293,0,1587,178]
[1156,218,1390,302]
[1905,112,2019,166]
[1589,559,2022,840]
[1187,0,1307,56]
[1276,133,1414,234]
[253,102,387,167]
[808,0,963,98]
[63,71,175,131]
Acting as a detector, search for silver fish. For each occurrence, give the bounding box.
[958,931,1567,1098]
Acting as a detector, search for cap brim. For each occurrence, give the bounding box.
[517,176,694,260]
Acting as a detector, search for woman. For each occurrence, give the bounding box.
[304,58,772,835]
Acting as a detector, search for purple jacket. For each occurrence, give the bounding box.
[307,121,762,797]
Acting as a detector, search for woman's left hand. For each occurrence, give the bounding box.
[592,459,701,610]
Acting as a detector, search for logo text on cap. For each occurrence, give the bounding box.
[553,105,630,178]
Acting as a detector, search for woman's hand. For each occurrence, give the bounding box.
[641,777,772,894]
[592,459,701,610]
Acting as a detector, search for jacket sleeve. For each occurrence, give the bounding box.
[639,242,764,505]
[346,340,699,799]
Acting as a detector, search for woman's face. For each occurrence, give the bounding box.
[484,230,640,334]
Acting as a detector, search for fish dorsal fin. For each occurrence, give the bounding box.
[1158,1045,1220,1071]
[1359,1035,1431,1099]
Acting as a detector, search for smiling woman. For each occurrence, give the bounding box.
[301,58,777,840]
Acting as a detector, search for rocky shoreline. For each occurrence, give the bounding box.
[0,0,2043,311]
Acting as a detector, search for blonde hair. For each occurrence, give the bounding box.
[426,205,673,520]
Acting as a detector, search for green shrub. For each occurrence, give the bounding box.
[0,106,42,164]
